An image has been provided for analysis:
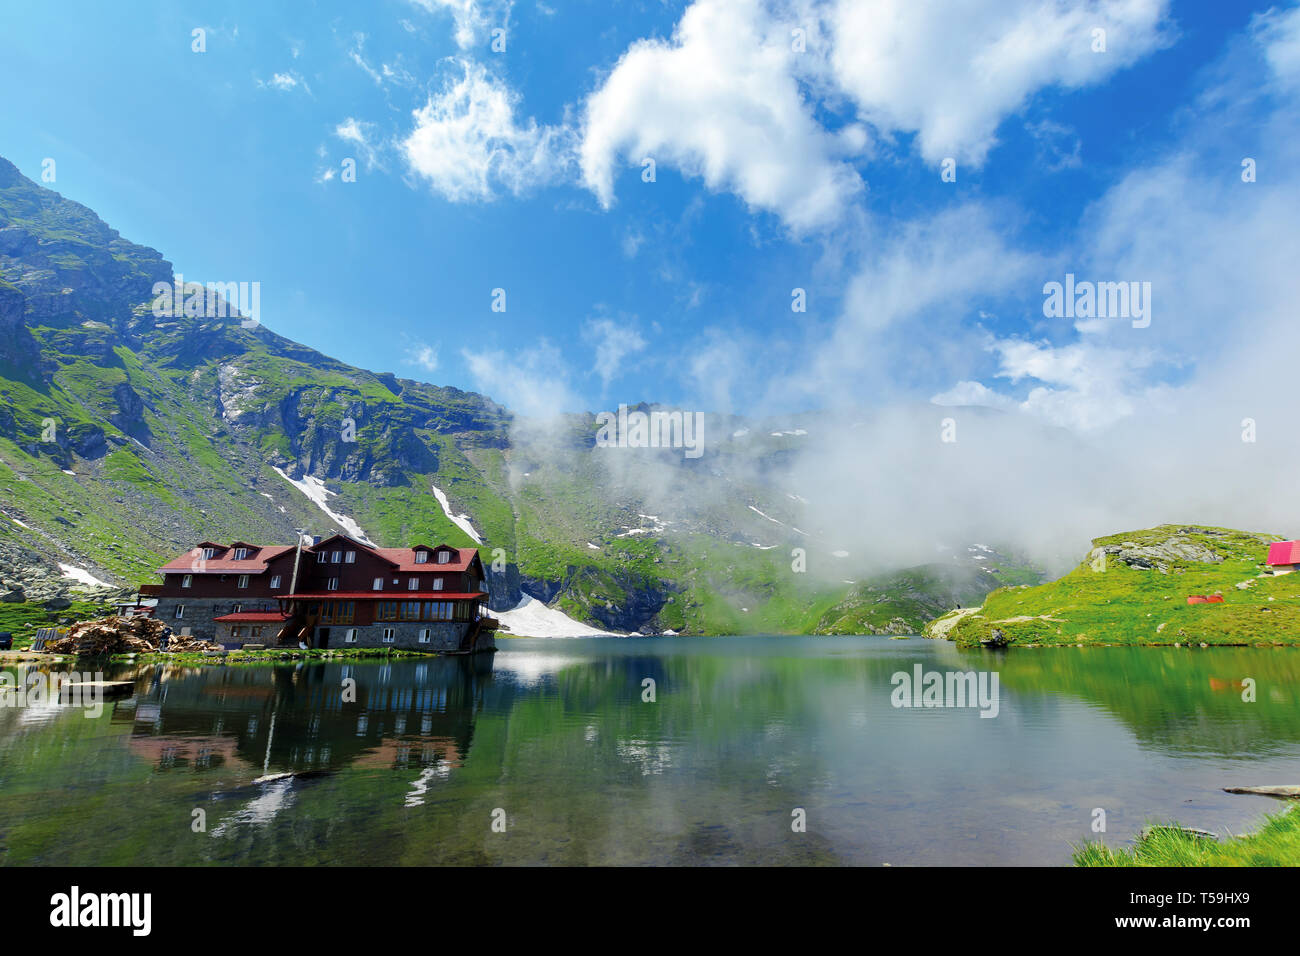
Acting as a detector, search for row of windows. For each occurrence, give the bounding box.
[325,576,450,592]
[179,573,462,591]
[339,627,451,644]
[200,546,254,560]
[373,600,474,622]
[181,574,279,590]
[315,549,453,565]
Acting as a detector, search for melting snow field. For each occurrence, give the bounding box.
[491,595,618,637]
[59,563,112,589]
[272,467,373,544]
[431,484,482,544]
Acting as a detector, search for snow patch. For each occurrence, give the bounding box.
[59,563,113,589]
[272,467,373,544]
[431,483,483,544]
[490,595,617,637]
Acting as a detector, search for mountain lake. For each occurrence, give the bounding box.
[1,636,1297,866]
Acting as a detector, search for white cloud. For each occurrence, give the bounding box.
[1255,3,1300,90]
[405,343,440,372]
[463,341,580,417]
[930,380,1018,411]
[828,0,1171,166]
[335,117,384,170]
[580,0,864,232]
[584,317,647,390]
[410,0,512,50]
[402,60,571,202]
[259,70,311,94]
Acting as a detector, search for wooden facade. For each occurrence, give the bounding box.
[149,535,492,651]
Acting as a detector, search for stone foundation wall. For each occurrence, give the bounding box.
[315,621,495,653]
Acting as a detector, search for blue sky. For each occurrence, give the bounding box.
[1,0,1296,428]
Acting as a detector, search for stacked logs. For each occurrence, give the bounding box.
[44,616,223,656]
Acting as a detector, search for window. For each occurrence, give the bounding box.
[376,601,399,621]
[414,551,428,564]
[181,574,192,589]
[202,547,216,559]
[237,575,249,589]
[418,629,430,644]
[321,601,354,625]
[316,551,327,563]
[327,577,339,592]
[270,575,282,589]
[382,628,396,644]
[401,601,421,621]
[344,628,358,644]
[234,547,249,560]
[372,577,384,591]
[250,627,263,640]
[432,577,444,591]
[231,626,244,640]
[331,550,341,563]
[436,550,450,564]
[174,605,185,619]
[233,604,243,613]
[344,551,355,564]
[408,577,419,590]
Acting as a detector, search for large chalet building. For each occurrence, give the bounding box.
[142,535,496,653]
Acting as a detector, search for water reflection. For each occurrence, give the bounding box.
[1,639,1299,866]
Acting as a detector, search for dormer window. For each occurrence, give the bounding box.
[436,551,450,565]
[233,547,249,560]
[414,551,428,564]
[203,547,217,560]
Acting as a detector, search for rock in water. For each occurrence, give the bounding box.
[1223,785,1300,798]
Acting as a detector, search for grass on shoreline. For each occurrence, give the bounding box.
[1074,804,1300,866]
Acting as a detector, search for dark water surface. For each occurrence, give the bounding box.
[2,636,1298,865]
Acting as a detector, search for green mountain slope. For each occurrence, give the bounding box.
[925,524,1300,646]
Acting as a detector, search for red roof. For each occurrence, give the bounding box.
[213,611,291,623]
[158,539,479,575]
[158,545,294,574]
[282,592,486,601]
[1267,540,1300,566]
[372,547,478,572]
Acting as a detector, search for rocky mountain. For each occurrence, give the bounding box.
[0,156,1038,634]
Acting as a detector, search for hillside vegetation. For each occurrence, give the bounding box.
[926,524,1300,646]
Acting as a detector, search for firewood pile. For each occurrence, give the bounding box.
[43,616,222,656]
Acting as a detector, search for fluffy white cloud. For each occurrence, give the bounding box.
[580,0,864,232]
[584,317,647,390]
[402,61,571,202]
[405,343,440,372]
[828,0,1171,166]
[259,71,311,94]
[462,341,580,418]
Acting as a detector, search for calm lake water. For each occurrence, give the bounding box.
[2,636,1298,866]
